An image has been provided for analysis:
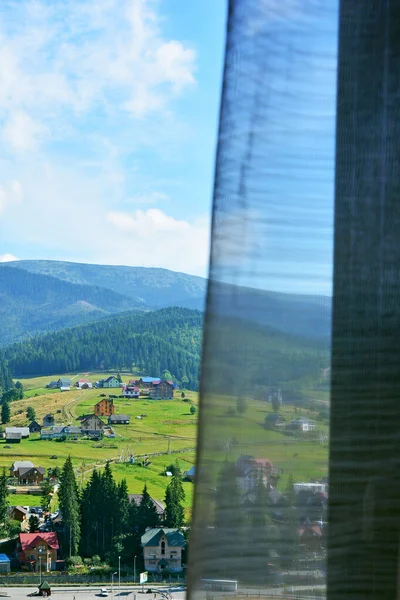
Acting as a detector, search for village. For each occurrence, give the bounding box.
[0,371,328,591]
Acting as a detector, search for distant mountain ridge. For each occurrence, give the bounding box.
[0,259,332,347]
[5,260,207,309]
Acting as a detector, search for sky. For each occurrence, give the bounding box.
[0,0,227,277]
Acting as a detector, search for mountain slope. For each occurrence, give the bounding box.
[3,307,203,390]
[5,260,207,310]
[0,266,143,346]
[2,306,328,393]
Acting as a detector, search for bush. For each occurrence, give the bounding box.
[66,555,83,568]
[190,405,196,415]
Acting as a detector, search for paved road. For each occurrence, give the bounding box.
[2,586,186,600]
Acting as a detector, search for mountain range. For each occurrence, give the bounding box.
[0,259,332,347]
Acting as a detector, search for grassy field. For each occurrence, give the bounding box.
[5,372,328,512]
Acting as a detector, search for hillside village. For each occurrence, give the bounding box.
[0,370,329,585]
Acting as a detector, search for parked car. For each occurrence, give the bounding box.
[100,589,109,597]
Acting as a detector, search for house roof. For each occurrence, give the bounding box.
[58,378,71,383]
[29,421,41,430]
[152,380,174,387]
[104,376,118,382]
[6,427,29,436]
[298,525,322,537]
[141,377,160,383]
[38,582,51,590]
[44,414,54,419]
[141,528,184,548]
[186,466,195,477]
[20,532,59,551]
[11,461,34,470]
[10,506,28,515]
[78,379,90,383]
[42,426,65,434]
[109,414,130,421]
[18,467,45,477]
[64,426,81,434]
[0,554,9,563]
[95,398,113,405]
[128,495,165,515]
[292,417,315,424]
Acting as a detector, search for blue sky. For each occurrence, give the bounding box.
[0,0,226,276]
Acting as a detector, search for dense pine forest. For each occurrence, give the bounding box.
[2,307,203,390]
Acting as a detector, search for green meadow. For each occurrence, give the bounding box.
[3,373,328,511]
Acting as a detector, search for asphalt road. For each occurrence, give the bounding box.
[2,587,186,600]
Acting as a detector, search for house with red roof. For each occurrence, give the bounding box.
[236,455,276,496]
[17,533,59,572]
[298,524,323,552]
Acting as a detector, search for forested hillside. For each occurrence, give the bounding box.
[5,260,207,309]
[0,266,144,346]
[2,305,328,395]
[2,307,203,390]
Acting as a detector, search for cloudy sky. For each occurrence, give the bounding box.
[0,0,226,276]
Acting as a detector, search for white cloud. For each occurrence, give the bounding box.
[107,208,210,274]
[0,179,23,216]
[0,0,197,149]
[0,254,19,263]
[2,111,47,152]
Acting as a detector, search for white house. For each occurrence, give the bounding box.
[290,417,316,432]
[122,386,140,398]
[5,427,30,439]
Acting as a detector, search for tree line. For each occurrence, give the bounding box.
[2,307,202,390]
[58,457,187,569]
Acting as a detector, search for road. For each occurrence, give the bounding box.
[0,584,327,600]
[2,586,186,600]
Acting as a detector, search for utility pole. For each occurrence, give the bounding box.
[168,437,171,454]
[118,555,121,595]
[134,555,137,584]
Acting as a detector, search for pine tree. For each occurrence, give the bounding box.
[117,372,122,383]
[59,456,81,557]
[29,514,40,532]
[164,472,185,528]
[1,402,10,425]
[138,484,160,534]
[115,479,130,536]
[40,480,53,512]
[26,406,36,422]
[236,396,248,415]
[0,469,9,535]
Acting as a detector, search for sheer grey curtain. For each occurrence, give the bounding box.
[187,1,400,599]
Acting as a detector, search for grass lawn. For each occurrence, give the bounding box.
[5,371,328,512]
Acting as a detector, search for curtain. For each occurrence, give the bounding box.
[188,1,400,599]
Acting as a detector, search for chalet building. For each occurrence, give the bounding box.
[236,455,275,495]
[43,414,55,427]
[102,376,120,389]
[40,426,82,440]
[18,532,59,572]
[122,386,140,398]
[10,461,34,477]
[75,379,93,389]
[137,377,161,388]
[15,466,45,485]
[149,380,174,400]
[108,414,130,425]
[129,494,165,519]
[141,528,184,573]
[28,421,42,434]
[9,506,28,522]
[57,378,71,391]
[80,414,105,435]
[94,398,115,417]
